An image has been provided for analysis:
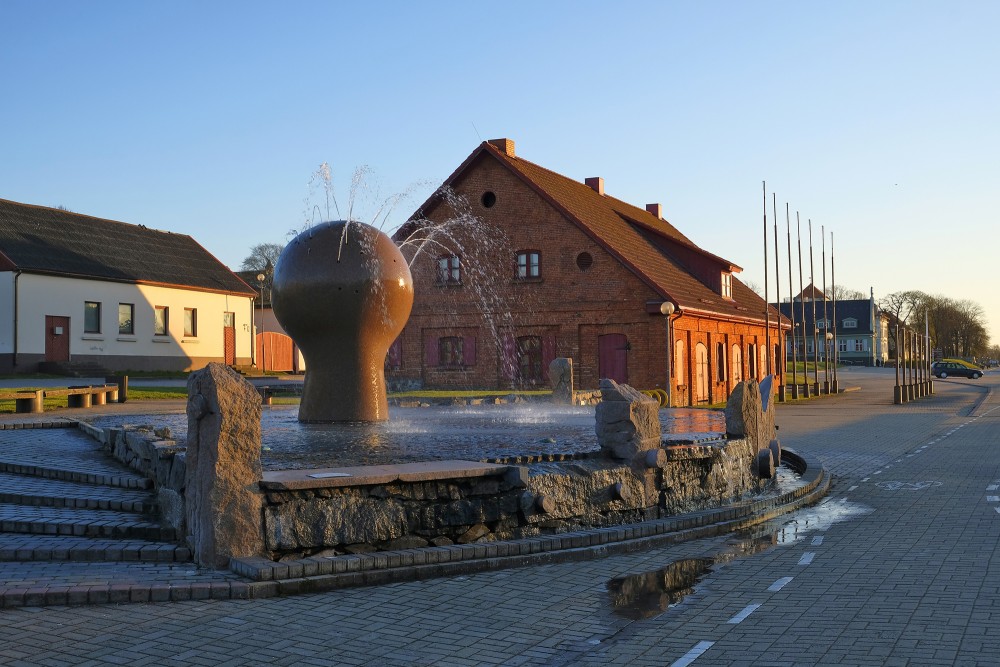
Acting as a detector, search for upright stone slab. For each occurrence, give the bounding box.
[595,378,662,460]
[185,363,265,568]
[724,376,776,452]
[549,357,574,405]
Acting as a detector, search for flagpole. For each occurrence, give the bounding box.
[773,192,783,399]
[822,224,830,394]
[787,204,798,399]
[763,181,770,379]
[797,213,810,398]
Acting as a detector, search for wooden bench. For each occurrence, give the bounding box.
[0,384,119,414]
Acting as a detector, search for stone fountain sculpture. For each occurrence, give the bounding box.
[271,220,413,422]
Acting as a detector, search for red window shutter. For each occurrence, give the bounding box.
[425,336,440,367]
[463,336,477,366]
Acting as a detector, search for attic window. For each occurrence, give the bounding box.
[481,191,497,208]
[721,272,733,299]
[576,252,593,271]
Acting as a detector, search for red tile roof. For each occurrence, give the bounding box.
[411,141,787,326]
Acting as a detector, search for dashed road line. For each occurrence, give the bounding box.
[987,496,999,503]
[768,577,794,592]
[671,641,715,667]
[727,603,762,624]
[847,486,858,492]
[811,536,824,546]
[798,552,815,565]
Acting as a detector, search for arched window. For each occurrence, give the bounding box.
[731,344,743,385]
[748,343,757,379]
[674,339,685,386]
[716,342,726,382]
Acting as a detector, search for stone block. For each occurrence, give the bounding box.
[184,363,265,568]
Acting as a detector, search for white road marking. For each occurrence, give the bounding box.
[811,536,824,546]
[987,496,1000,503]
[728,603,762,624]
[671,641,715,667]
[847,486,858,492]
[995,507,1000,515]
[862,477,870,482]
[798,552,815,565]
[768,577,794,592]
[988,485,999,491]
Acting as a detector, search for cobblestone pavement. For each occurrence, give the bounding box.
[2,367,999,666]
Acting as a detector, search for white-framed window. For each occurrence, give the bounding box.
[843,318,858,329]
[839,340,848,353]
[854,339,866,352]
[721,272,733,298]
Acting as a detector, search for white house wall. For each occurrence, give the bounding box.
[13,273,254,372]
[0,272,13,355]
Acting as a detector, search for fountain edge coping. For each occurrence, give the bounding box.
[260,460,514,490]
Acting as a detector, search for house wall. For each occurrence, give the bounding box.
[0,272,13,362]
[390,157,781,404]
[8,273,254,372]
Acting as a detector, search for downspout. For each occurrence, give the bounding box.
[12,270,21,368]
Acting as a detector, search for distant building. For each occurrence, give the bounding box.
[775,285,889,367]
[389,139,787,405]
[0,198,256,374]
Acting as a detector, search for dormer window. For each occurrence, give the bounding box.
[843,317,858,329]
[721,272,733,299]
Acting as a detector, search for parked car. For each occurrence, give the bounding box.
[939,358,983,370]
[932,361,983,379]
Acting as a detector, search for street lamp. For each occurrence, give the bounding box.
[660,301,675,408]
[257,272,266,373]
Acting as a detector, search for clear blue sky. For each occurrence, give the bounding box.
[3,1,998,343]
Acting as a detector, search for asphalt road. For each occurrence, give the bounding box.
[1,366,997,666]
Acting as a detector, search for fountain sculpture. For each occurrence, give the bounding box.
[271,220,413,422]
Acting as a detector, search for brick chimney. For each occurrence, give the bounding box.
[645,203,663,219]
[585,177,604,195]
[487,138,515,157]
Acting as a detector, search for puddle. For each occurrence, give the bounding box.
[607,498,873,619]
[607,558,715,619]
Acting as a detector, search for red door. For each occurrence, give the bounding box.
[45,316,70,362]
[598,333,629,384]
[223,313,236,365]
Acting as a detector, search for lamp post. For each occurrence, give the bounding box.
[660,301,675,408]
[257,272,266,373]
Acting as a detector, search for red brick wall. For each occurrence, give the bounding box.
[390,154,784,404]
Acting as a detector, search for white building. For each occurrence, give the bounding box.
[0,198,256,374]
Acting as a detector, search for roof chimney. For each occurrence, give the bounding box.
[487,138,515,157]
[585,177,604,195]
[645,203,663,219]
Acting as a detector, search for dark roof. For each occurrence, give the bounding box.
[0,198,255,295]
[408,141,787,326]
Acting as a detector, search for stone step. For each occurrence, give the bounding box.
[0,504,176,541]
[0,459,152,490]
[0,471,156,513]
[0,560,255,607]
[0,533,190,563]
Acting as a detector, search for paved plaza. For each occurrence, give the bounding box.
[2,366,999,665]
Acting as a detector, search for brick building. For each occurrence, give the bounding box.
[389,139,786,406]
